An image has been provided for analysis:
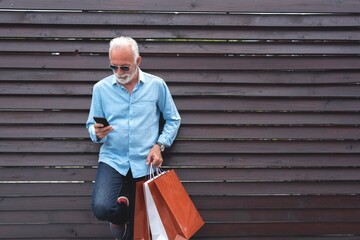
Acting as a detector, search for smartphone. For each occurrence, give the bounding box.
[93,116,110,127]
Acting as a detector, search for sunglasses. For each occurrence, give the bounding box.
[109,65,130,72]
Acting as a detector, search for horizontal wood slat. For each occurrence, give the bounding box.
[172,140,360,154]
[0,0,359,13]
[184,209,360,222]
[1,167,360,182]
[1,40,360,55]
[2,195,360,238]
[2,55,360,70]
[171,237,360,240]
[0,140,359,153]
[1,12,360,27]
[0,153,98,167]
[0,223,111,239]
[2,209,360,224]
[197,223,360,237]
[0,237,356,240]
[2,82,360,97]
[0,111,359,125]
[1,222,360,239]
[2,195,360,211]
[1,26,360,40]
[177,126,360,139]
[0,210,98,224]
[1,2,359,239]
[1,153,360,168]
[1,125,359,140]
[2,182,360,196]
[1,96,359,111]
[1,69,359,84]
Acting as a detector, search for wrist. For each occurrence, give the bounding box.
[156,142,166,152]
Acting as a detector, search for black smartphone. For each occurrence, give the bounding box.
[93,116,110,127]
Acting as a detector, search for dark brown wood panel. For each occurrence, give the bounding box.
[0,196,93,211]
[1,40,360,55]
[0,111,359,125]
[0,0,359,13]
[1,153,360,168]
[0,1,359,239]
[177,126,360,139]
[171,140,360,154]
[196,238,360,240]
[2,195,360,211]
[201,209,360,222]
[2,12,360,27]
[0,210,98,224]
[2,182,360,197]
[1,96,359,111]
[0,168,97,182]
[2,69,360,84]
[1,195,360,211]
[1,125,360,140]
[0,111,89,124]
[174,97,360,112]
[0,223,358,240]
[192,195,360,209]
[197,223,360,237]
[2,82,360,97]
[185,182,360,195]
[1,167,360,182]
[2,208,360,224]
[0,153,98,167]
[2,55,360,70]
[1,222,360,238]
[0,139,359,154]
[165,153,360,168]
[0,223,111,239]
[178,112,360,125]
[1,26,360,40]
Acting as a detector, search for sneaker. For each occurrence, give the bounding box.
[117,196,129,207]
[110,222,127,240]
[109,196,129,240]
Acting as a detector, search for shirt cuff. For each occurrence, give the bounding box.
[89,125,106,143]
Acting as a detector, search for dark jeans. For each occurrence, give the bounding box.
[92,162,144,239]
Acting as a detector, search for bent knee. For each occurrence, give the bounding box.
[91,202,112,221]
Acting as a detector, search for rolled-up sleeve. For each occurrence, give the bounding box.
[86,85,107,144]
[157,81,181,147]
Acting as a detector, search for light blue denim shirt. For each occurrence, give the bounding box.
[86,69,181,178]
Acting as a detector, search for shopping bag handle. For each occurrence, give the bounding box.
[148,163,164,180]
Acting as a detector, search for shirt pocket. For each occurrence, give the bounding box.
[132,99,158,127]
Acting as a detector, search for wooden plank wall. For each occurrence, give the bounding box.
[0,0,360,239]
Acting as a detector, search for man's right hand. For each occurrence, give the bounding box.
[94,123,113,140]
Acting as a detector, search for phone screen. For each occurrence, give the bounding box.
[93,116,110,127]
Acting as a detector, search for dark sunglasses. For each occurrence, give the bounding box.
[109,65,130,72]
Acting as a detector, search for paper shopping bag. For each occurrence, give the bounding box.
[134,180,151,240]
[144,179,168,240]
[148,170,204,239]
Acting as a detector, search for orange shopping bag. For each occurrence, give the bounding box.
[145,169,204,239]
[134,180,151,240]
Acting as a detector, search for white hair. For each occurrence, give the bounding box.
[109,36,139,61]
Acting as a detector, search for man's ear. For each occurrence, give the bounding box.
[136,56,142,66]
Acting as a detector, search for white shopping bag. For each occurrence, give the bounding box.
[144,176,168,240]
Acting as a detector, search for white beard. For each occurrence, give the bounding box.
[115,66,137,84]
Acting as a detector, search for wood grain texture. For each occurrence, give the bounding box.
[0,1,359,239]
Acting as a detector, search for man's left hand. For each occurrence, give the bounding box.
[146,144,163,167]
